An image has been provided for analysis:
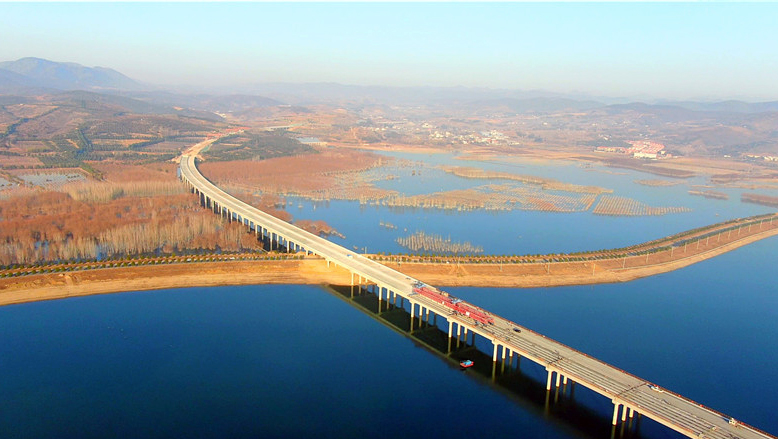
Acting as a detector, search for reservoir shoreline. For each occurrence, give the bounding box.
[2,223,776,308]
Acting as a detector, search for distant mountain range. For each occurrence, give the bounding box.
[1,57,777,116]
[0,57,143,93]
[0,58,283,112]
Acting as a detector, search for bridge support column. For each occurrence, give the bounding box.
[493,343,499,362]
[448,321,453,338]
[612,402,622,426]
[555,372,562,388]
[546,369,553,391]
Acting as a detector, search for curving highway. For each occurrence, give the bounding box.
[179,143,774,439]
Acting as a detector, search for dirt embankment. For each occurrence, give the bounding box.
[1,220,777,307]
[0,259,353,307]
[394,225,778,287]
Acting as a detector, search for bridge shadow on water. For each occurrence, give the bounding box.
[324,284,679,439]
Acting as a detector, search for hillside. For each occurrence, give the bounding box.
[0,57,143,92]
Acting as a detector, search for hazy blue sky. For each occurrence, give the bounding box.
[2,2,777,100]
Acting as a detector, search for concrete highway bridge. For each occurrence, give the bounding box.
[179,147,774,439]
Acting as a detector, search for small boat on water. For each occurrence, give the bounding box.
[460,359,474,368]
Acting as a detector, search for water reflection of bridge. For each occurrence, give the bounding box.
[325,284,650,439]
[180,144,775,439]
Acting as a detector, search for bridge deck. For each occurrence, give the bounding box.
[180,149,774,439]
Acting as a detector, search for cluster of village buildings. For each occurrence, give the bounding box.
[744,154,778,162]
[596,140,671,159]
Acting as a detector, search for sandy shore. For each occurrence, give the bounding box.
[0,259,353,307]
[1,225,776,308]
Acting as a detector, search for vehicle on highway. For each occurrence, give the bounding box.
[412,282,495,325]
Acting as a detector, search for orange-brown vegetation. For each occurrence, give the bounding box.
[396,231,482,254]
[0,186,262,265]
[442,165,611,194]
[3,214,776,306]
[3,104,59,119]
[94,162,178,183]
[199,149,394,201]
[61,180,186,202]
[217,187,293,222]
[592,195,691,216]
[381,184,597,213]
[0,155,43,167]
[688,190,729,200]
[294,219,344,238]
[635,179,683,187]
[742,193,778,207]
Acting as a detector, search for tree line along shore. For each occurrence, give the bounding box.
[1,212,776,307]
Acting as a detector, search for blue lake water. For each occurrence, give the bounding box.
[1,238,776,438]
[2,153,777,438]
[284,152,777,256]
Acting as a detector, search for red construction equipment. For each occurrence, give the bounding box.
[412,282,494,325]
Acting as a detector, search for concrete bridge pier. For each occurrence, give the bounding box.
[545,368,557,391]
[611,401,627,426]
[502,347,512,371]
[409,301,416,331]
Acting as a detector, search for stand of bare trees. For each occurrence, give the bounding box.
[0,182,261,266]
